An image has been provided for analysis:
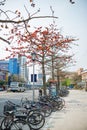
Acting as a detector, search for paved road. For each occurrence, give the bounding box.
[0,90,39,115]
[41,89,87,130]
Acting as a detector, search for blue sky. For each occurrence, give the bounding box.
[0,0,87,72]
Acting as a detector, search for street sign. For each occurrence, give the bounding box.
[31,74,37,82]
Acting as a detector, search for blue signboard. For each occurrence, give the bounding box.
[31,74,37,82]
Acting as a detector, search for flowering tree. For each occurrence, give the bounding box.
[0,0,77,95]
[5,24,77,94]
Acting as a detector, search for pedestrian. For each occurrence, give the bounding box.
[39,88,42,97]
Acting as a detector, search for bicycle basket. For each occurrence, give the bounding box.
[3,102,15,114]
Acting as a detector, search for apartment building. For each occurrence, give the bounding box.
[77,68,87,88]
[0,56,29,82]
[18,55,29,82]
[0,60,9,81]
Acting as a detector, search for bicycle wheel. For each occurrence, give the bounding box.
[50,100,59,112]
[41,104,52,117]
[9,119,31,130]
[56,97,65,106]
[0,117,12,130]
[29,118,45,130]
[27,112,45,130]
[27,112,44,125]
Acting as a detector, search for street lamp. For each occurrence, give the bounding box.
[31,52,36,102]
[31,52,36,62]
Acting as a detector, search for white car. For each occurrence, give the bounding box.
[7,82,26,92]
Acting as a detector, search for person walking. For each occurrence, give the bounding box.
[39,88,43,97]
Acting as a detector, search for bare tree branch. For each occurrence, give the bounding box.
[0,37,10,44]
[0,16,58,24]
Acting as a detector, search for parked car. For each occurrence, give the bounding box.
[0,86,4,91]
[7,82,26,92]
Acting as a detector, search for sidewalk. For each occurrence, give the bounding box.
[41,90,87,130]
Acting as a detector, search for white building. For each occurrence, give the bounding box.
[18,55,29,82]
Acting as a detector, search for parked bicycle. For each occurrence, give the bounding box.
[0,111,31,130]
[0,100,45,130]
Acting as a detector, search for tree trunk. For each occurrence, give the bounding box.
[42,55,46,95]
[52,55,54,80]
[56,69,60,95]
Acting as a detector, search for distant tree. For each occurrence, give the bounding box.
[62,78,71,87]
[71,73,82,87]
[0,80,7,85]
[10,74,25,82]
